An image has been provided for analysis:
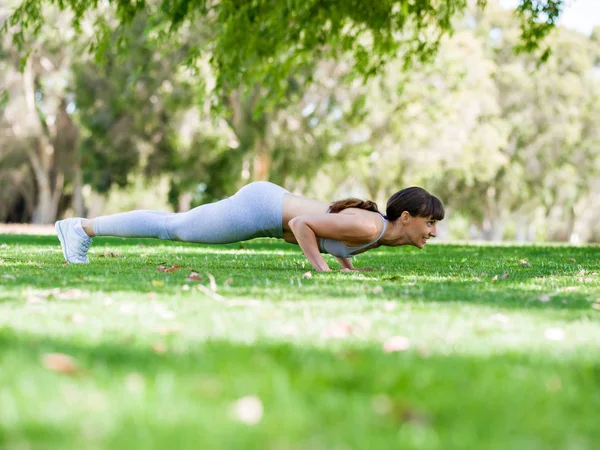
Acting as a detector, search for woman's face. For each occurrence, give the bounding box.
[406,215,438,248]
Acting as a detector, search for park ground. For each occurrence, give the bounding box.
[1,233,599,449]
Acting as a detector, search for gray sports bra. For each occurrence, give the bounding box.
[318,211,387,258]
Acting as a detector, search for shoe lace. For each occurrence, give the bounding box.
[77,237,92,257]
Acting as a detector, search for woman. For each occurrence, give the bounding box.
[56,181,444,272]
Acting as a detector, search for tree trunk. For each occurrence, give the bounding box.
[252,137,272,181]
[23,57,63,224]
[72,164,85,217]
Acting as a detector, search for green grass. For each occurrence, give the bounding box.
[1,234,600,450]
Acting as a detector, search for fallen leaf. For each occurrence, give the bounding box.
[230,395,263,425]
[325,322,353,338]
[544,328,565,341]
[591,304,600,311]
[383,336,411,353]
[576,269,585,277]
[100,250,120,258]
[416,344,431,358]
[501,273,510,279]
[567,258,576,263]
[55,289,85,300]
[41,353,79,375]
[397,407,432,426]
[152,343,168,354]
[302,271,312,279]
[185,271,203,282]
[157,264,180,273]
[491,275,498,282]
[519,259,531,267]
[151,280,165,287]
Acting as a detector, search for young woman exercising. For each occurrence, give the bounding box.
[56,181,444,272]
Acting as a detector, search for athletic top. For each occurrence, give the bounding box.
[318,211,387,258]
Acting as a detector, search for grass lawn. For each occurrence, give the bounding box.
[1,234,600,450]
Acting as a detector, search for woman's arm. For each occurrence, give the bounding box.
[288,213,377,272]
[288,218,331,272]
[335,257,354,270]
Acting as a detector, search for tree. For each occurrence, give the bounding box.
[3,0,568,101]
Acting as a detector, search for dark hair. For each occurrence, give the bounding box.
[386,187,444,222]
[329,198,380,214]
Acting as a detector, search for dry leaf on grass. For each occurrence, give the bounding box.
[501,273,510,279]
[302,271,312,279]
[230,395,263,425]
[41,353,80,375]
[325,322,353,338]
[185,271,203,282]
[151,343,168,354]
[383,336,411,353]
[151,280,165,287]
[157,264,180,273]
[519,259,531,267]
[99,250,120,258]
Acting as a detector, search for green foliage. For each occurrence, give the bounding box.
[3,0,567,96]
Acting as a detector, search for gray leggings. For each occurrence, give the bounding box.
[93,182,289,243]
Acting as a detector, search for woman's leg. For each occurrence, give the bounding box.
[57,181,288,263]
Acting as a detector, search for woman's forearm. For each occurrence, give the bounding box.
[289,219,331,272]
[335,257,354,270]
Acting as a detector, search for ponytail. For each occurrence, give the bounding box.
[329,198,381,214]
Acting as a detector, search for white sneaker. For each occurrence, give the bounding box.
[55,218,92,264]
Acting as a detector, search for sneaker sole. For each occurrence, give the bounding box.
[55,220,69,262]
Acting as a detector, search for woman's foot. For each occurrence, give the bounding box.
[55,218,93,264]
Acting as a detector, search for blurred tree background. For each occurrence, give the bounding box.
[1,0,599,242]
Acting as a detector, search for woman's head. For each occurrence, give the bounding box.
[386,187,444,222]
